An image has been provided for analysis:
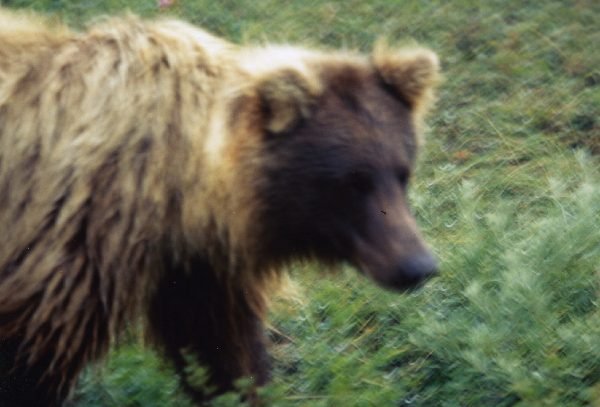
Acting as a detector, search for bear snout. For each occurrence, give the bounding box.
[354,235,438,292]
[354,198,439,291]
[387,252,438,291]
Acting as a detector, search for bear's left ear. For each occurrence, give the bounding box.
[256,70,321,134]
[372,44,440,111]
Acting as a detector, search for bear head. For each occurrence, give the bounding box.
[227,45,440,291]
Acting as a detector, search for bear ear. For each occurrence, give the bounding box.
[256,70,321,134]
[372,43,440,111]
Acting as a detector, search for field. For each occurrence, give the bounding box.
[2,0,599,406]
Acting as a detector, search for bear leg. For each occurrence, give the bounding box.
[148,255,270,402]
[0,338,68,407]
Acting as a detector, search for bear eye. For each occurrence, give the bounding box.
[345,171,374,194]
[396,167,410,185]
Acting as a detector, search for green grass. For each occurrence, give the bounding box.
[3,0,599,405]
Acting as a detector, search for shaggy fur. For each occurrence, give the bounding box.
[0,8,440,406]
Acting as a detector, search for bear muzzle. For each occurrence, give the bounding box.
[353,234,439,292]
[385,251,438,291]
[353,197,439,291]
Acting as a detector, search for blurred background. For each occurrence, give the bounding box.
[1,1,598,406]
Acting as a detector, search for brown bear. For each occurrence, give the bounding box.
[0,8,440,406]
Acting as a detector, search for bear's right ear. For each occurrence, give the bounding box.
[256,70,321,134]
[372,44,440,112]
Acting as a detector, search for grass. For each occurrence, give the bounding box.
[2,0,599,405]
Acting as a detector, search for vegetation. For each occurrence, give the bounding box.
[3,0,598,405]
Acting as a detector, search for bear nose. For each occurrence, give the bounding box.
[391,252,438,290]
